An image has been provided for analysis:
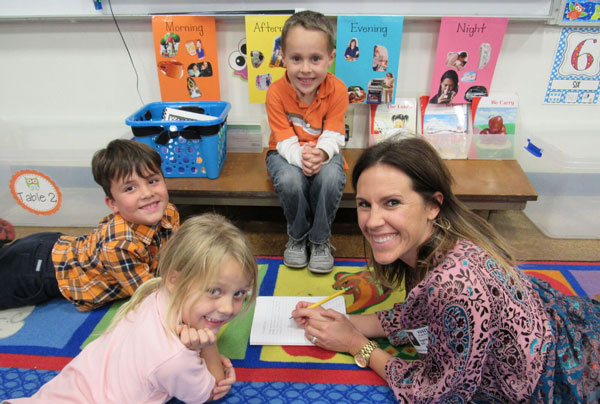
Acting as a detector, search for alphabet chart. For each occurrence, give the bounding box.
[545,27,600,104]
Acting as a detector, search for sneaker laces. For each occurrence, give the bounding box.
[311,241,335,256]
[286,239,306,252]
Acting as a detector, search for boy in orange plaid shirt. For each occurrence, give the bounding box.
[0,139,179,311]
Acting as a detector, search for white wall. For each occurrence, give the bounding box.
[1,16,598,168]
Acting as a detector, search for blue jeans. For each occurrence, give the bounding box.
[266,151,346,244]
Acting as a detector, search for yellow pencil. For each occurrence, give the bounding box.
[307,286,351,309]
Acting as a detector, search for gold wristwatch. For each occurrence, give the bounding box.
[353,340,379,368]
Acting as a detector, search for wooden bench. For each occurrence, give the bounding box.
[166,148,537,211]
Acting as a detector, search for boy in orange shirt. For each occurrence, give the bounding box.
[266,10,349,274]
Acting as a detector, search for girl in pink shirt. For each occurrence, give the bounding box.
[6,213,258,404]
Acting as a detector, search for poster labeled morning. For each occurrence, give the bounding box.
[152,16,220,101]
[335,16,404,105]
[245,15,290,103]
[428,17,507,105]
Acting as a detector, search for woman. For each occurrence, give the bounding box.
[292,137,600,403]
[344,38,359,61]
[429,69,458,104]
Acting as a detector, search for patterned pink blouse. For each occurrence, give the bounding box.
[377,239,555,403]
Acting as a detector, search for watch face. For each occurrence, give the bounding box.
[354,354,367,368]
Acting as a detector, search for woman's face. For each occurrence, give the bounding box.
[441,78,455,93]
[350,40,356,48]
[356,164,440,268]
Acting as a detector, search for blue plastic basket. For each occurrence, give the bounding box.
[125,101,231,179]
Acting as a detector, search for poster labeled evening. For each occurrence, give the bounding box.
[335,16,404,105]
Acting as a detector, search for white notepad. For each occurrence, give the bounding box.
[249,296,347,346]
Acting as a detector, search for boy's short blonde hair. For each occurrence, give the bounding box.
[92,139,163,199]
[281,10,335,53]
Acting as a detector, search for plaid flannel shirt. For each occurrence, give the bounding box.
[52,203,179,311]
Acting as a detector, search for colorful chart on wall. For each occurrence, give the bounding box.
[10,170,62,215]
[152,16,221,101]
[558,0,600,25]
[428,17,508,105]
[545,27,600,104]
[335,16,404,105]
[245,15,290,104]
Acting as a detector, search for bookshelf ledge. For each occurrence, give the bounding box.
[165,148,538,211]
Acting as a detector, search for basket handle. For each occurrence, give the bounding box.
[149,123,225,145]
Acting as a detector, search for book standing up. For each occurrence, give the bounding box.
[469,93,519,159]
[369,97,417,145]
[420,95,469,159]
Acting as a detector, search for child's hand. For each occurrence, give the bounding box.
[177,324,216,351]
[301,143,327,176]
[210,355,236,401]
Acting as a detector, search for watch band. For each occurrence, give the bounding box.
[356,340,379,367]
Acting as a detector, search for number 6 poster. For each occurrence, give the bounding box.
[545,27,600,104]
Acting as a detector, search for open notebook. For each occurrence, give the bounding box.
[249,296,347,346]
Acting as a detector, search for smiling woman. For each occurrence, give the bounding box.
[291,137,600,403]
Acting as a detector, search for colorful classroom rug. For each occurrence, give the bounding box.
[1,258,599,403]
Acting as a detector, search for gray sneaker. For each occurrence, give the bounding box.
[308,241,335,274]
[284,238,308,269]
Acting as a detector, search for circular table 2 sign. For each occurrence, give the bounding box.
[9,170,62,215]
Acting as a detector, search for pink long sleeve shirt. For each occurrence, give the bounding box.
[7,289,215,404]
[377,239,554,403]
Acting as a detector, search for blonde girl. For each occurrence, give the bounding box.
[7,213,258,404]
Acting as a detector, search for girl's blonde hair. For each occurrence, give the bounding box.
[108,213,258,335]
[352,137,515,292]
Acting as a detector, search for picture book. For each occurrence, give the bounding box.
[335,16,404,105]
[369,97,417,145]
[249,296,347,346]
[245,15,290,103]
[469,92,518,159]
[420,95,469,159]
[152,16,221,101]
[428,17,508,105]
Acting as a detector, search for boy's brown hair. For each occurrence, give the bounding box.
[92,139,163,199]
[281,10,335,53]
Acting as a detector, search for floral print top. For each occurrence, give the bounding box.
[377,239,555,403]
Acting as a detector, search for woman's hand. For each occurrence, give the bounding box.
[177,324,216,351]
[291,301,328,328]
[210,355,236,401]
[294,307,369,355]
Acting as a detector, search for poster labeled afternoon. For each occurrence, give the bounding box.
[335,16,404,105]
[245,15,290,104]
